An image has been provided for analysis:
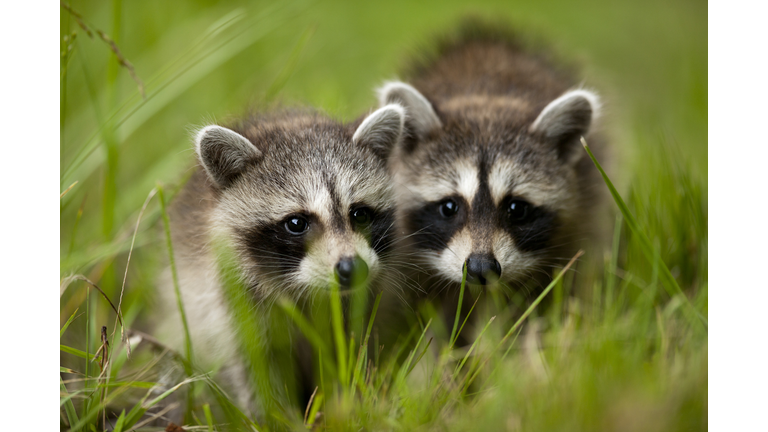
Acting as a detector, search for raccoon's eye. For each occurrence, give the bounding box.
[285,216,309,235]
[507,200,531,222]
[351,207,373,226]
[439,199,459,218]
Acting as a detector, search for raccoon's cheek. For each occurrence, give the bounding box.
[430,228,473,282]
[353,235,380,279]
[492,232,538,281]
[294,254,335,287]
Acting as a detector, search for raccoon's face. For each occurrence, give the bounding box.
[380,82,599,288]
[195,105,405,301]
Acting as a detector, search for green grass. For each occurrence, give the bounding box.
[60,0,706,430]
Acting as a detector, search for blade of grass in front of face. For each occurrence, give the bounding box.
[449,264,468,347]
[581,138,707,330]
[605,213,623,313]
[501,250,584,350]
[279,298,333,365]
[396,319,431,385]
[347,333,356,386]
[452,316,495,381]
[329,278,349,389]
[351,292,382,391]
[203,403,214,432]
[406,336,433,377]
[452,293,481,350]
[461,250,583,393]
[214,239,290,426]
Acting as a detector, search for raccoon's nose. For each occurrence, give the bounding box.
[335,256,369,288]
[465,255,501,286]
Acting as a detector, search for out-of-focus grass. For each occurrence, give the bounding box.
[60,0,706,430]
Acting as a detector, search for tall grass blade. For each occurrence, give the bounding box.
[203,403,215,432]
[451,294,481,350]
[463,250,583,391]
[60,180,78,199]
[60,377,80,428]
[581,138,707,330]
[265,24,315,102]
[397,319,431,383]
[452,316,495,380]
[61,307,79,337]
[157,185,193,372]
[111,410,126,432]
[330,279,349,388]
[61,344,98,361]
[449,264,468,347]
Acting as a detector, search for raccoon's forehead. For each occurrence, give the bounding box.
[400,142,569,210]
[220,149,392,225]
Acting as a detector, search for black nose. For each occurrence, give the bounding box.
[465,254,501,285]
[335,256,369,287]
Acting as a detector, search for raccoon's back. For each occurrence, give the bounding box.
[407,19,575,107]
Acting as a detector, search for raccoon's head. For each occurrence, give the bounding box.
[196,105,405,301]
[379,82,600,289]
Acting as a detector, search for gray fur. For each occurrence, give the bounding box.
[353,103,406,156]
[383,24,610,303]
[530,89,600,164]
[196,125,261,188]
[377,82,441,140]
[157,107,406,419]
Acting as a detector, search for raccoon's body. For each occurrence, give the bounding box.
[156,105,406,416]
[379,22,608,305]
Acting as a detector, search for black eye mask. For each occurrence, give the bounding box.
[404,195,469,251]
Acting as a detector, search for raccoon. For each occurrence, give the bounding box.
[156,104,406,417]
[379,22,608,303]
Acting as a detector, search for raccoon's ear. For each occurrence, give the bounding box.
[353,104,405,158]
[530,89,600,165]
[195,125,261,188]
[377,81,441,143]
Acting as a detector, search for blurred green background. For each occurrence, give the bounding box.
[60,0,706,252]
[60,0,707,429]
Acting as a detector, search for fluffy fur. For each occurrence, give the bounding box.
[157,105,406,416]
[380,19,609,303]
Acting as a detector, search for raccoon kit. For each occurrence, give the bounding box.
[157,104,406,414]
[380,23,607,302]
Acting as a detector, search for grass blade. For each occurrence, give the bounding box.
[452,316,495,380]
[158,184,193,371]
[61,344,97,361]
[462,250,584,392]
[60,180,78,199]
[60,377,80,428]
[112,410,126,432]
[61,307,79,337]
[581,138,707,330]
[203,403,215,432]
[330,279,348,388]
[449,264,468,347]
